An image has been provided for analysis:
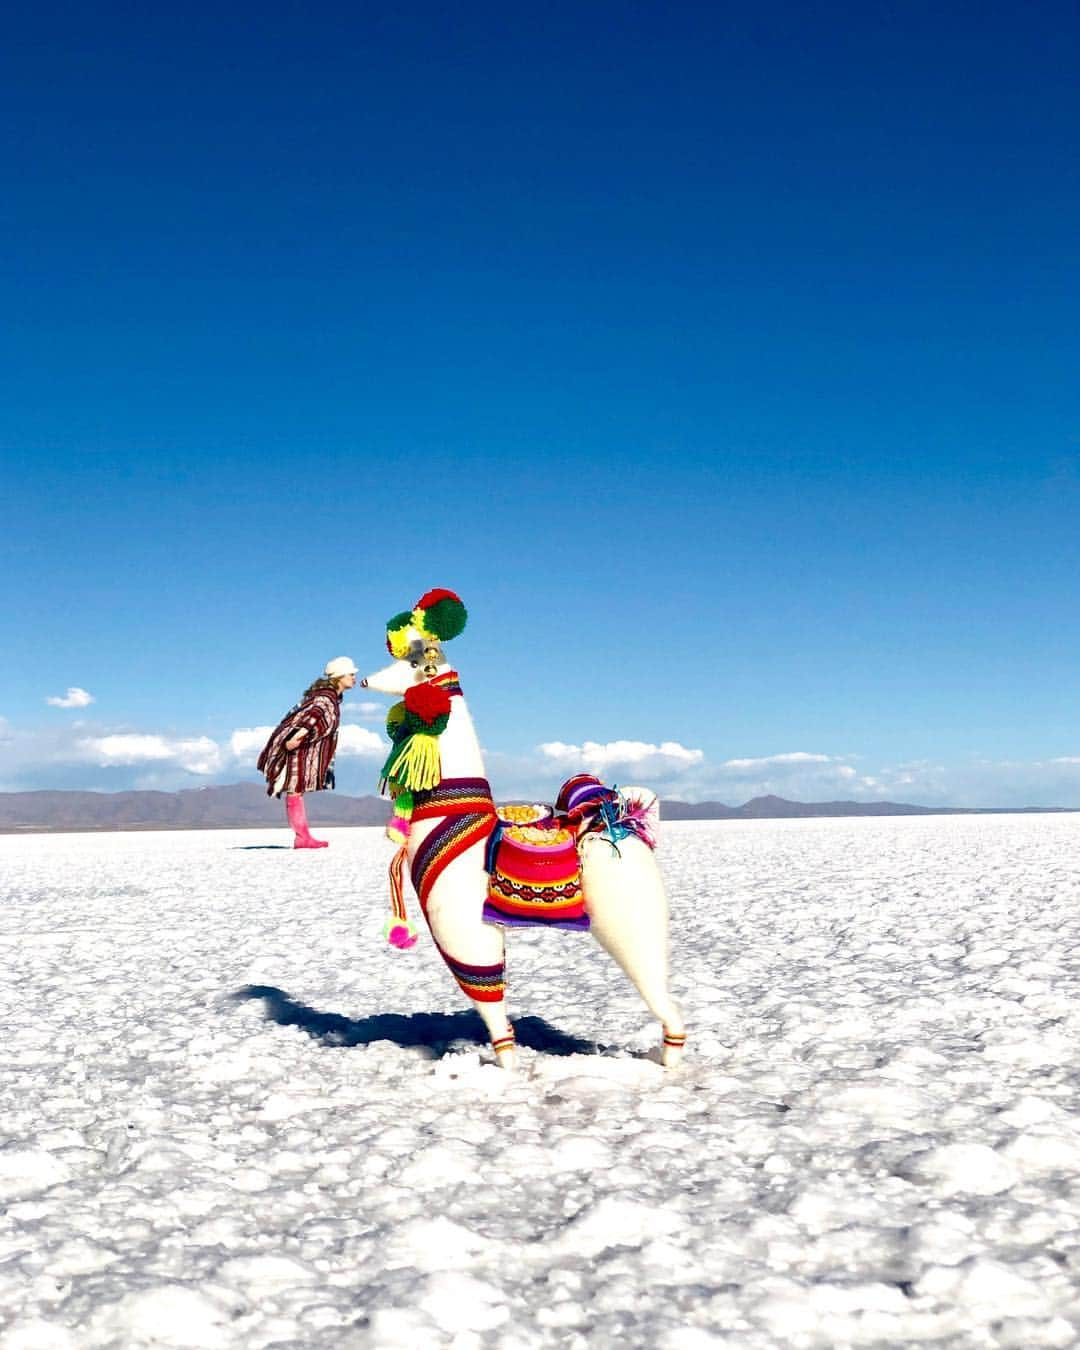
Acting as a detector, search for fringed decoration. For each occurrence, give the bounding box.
[378,682,453,795]
[384,845,418,949]
[562,781,659,855]
[383,733,442,792]
[591,789,657,854]
[613,790,659,851]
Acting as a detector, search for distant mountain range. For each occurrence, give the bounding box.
[0,783,388,833]
[0,784,1075,833]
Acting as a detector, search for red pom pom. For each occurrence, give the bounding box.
[416,587,461,611]
[404,681,452,725]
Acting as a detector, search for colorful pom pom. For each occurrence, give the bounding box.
[404,681,452,725]
[414,589,467,642]
[386,702,407,737]
[384,918,418,949]
[415,587,460,611]
[387,815,411,845]
[386,611,415,658]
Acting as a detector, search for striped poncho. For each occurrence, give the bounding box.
[257,682,342,797]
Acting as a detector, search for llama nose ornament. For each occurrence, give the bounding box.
[361,587,686,1070]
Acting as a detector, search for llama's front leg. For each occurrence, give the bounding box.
[424,868,518,1067]
[429,938,517,1068]
[477,1002,517,1070]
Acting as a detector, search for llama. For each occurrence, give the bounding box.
[361,589,685,1070]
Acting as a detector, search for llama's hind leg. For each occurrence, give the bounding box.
[581,837,687,1067]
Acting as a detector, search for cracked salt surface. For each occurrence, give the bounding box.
[2,814,1080,1347]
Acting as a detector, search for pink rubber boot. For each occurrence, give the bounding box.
[286,793,328,849]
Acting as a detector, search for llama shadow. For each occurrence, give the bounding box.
[231,984,602,1059]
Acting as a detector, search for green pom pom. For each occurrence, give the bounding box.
[421,597,467,641]
[386,702,407,740]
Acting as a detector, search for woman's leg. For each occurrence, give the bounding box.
[286,793,328,849]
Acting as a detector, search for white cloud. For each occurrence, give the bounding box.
[539,739,704,773]
[46,687,95,709]
[695,751,882,803]
[721,752,833,771]
[229,727,274,764]
[1052,757,1080,765]
[335,725,386,757]
[78,734,223,776]
[343,701,385,722]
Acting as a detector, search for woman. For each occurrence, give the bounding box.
[257,657,358,848]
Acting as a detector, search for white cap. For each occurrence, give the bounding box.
[324,657,359,679]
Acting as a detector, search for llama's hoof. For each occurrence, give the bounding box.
[661,1029,687,1068]
[294,837,329,849]
[492,1034,517,1070]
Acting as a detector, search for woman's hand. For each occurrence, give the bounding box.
[285,729,309,751]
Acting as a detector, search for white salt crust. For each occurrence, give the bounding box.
[2,813,1080,1347]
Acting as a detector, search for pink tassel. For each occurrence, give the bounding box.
[385,846,418,949]
[387,815,411,845]
[385,920,418,949]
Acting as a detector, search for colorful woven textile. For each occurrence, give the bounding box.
[257,684,342,797]
[555,773,615,818]
[484,820,589,931]
[555,775,658,853]
[428,672,462,699]
[409,776,497,910]
[430,936,506,1003]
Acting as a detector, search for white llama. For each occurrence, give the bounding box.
[362,589,685,1070]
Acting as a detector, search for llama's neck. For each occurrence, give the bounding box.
[438,688,487,782]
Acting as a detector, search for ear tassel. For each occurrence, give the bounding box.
[385,846,418,949]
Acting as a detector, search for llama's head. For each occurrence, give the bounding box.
[361,588,468,695]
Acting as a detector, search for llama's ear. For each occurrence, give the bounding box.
[414,589,467,642]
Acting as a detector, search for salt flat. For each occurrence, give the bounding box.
[3,813,1080,1349]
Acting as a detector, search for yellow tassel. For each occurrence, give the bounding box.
[386,734,442,791]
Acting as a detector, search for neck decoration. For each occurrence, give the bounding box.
[380,671,462,838]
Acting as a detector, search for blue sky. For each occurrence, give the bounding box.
[2,1,1078,807]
